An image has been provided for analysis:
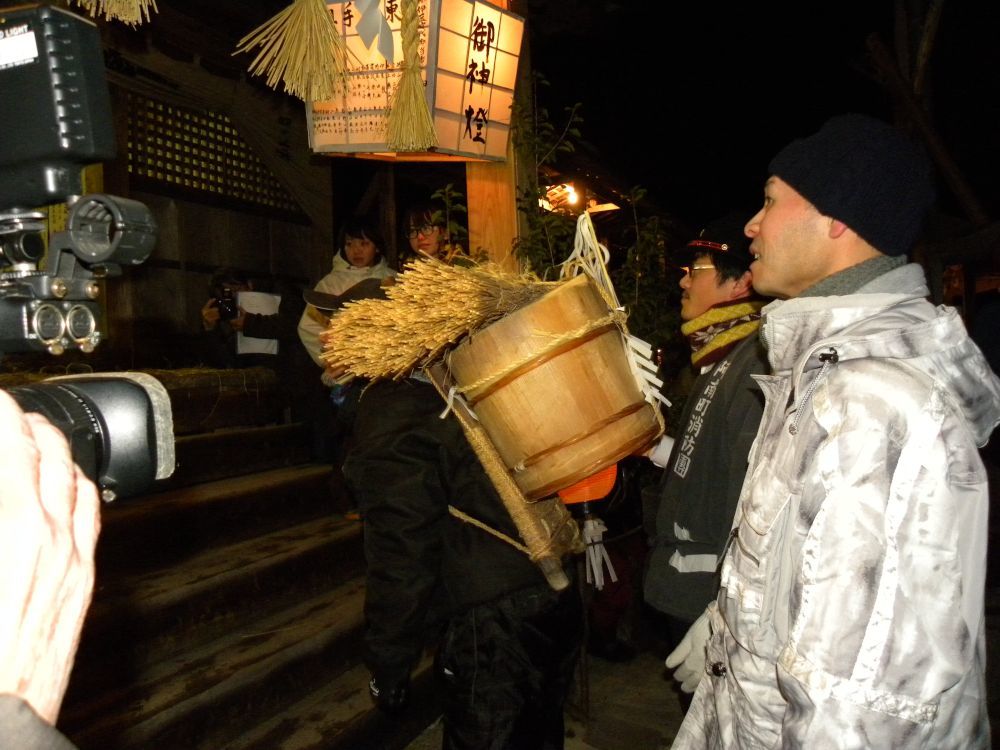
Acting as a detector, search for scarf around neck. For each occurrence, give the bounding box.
[681,298,765,369]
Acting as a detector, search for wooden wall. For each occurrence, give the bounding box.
[105,191,318,369]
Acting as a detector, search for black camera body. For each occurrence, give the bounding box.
[217,288,239,321]
[0,4,173,500]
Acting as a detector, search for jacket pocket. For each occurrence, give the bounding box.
[720,452,797,653]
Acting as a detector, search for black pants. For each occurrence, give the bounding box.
[436,580,583,750]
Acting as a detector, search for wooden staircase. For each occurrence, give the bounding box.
[53,368,441,750]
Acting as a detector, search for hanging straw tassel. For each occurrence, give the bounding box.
[386,0,436,151]
[71,0,158,26]
[234,0,347,102]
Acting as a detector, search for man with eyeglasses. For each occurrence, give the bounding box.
[643,212,769,697]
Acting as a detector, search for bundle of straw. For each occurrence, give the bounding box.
[321,259,554,381]
[386,0,436,151]
[71,0,158,26]
[234,0,347,102]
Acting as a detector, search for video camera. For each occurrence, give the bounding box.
[0,4,174,500]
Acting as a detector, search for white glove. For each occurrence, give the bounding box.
[664,609,711,693]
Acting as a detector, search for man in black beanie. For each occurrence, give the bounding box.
[672,114,1000,748]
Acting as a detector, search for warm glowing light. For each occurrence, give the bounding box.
[309,0,524,162]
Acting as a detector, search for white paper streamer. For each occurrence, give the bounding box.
[561,212,671,411]
[583,516,617,590]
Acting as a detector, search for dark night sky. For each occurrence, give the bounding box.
[524,1,1000,233]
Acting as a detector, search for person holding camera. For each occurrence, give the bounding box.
[200,267,302,370]
[200,267,254,368]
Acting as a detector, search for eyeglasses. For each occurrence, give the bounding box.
[679,264,716,276]
[407,224,438,239]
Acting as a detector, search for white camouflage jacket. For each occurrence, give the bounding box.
[674,263,1000,749]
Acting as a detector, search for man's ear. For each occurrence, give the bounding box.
[729,270,753,300]
[828,218,849,239]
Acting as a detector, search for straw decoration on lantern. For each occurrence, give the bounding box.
[234,0,347,102]
[320,260,554,382]
[386,0,437,151]
[71,0,158,25]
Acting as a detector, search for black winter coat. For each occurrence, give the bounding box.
[343,378,553,686]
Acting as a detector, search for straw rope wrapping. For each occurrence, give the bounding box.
[71,0,158,26]
[234,0,348,102]
[451,308,628,400]
[426,365,583,592]
[320,259,554,382]
[386,0,437,151]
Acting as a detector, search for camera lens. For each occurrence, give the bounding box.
[7,375,174,500]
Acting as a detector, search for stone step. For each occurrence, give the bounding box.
[98,464,336,573]
[60,577,368,750]
[67,515,364,700]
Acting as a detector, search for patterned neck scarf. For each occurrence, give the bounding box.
[681,298,765,369]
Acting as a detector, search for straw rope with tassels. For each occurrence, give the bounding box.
[71,0,157,26]
[558,211,669,431]
[386,0,437,151]
[234,0,347,102]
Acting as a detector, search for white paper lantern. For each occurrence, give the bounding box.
[308,0,523,161]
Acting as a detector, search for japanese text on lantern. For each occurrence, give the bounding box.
[310,0,429,149]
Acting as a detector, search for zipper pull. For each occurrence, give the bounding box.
[818,347,839,364]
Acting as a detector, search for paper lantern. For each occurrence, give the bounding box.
[308,0,523,161]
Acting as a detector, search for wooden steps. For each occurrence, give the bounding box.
[225,659,440,750]
[54,368,440,750]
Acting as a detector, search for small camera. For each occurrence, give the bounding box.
[217,288,238,321]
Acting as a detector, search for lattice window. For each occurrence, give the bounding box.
[126,92,300,214]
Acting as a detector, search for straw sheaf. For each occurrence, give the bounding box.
[386,0,436,151]
[234,0,348,102]
[72,0,158,25]
[320,259,555,381]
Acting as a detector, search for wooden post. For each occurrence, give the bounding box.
[466,152,519,270]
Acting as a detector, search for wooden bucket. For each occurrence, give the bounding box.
[448,274,661,500]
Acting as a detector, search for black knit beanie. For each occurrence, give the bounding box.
[768,114,935,256]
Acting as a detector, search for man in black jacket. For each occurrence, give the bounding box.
[343,375,582,750]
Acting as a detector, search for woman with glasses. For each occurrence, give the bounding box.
[402,202,448,261]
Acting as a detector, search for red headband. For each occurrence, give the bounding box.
[687,239,730,252]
